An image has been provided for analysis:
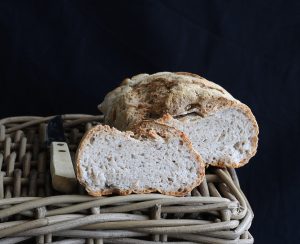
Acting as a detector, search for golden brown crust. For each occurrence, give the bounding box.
[99,72,240,129]
[76,123,205,197]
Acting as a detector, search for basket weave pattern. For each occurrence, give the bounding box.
[0,115,253,244]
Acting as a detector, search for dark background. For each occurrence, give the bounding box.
[0,1,299,243]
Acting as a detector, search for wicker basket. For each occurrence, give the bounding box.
[0,114,254,244]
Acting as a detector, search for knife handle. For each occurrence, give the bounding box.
[50,142,77,193]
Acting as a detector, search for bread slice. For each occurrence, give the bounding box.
[76,122,205,196]
[98,72,259,168]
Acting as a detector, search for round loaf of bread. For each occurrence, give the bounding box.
[99,72,259,168]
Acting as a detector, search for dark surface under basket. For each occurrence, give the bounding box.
[0,115,254,244]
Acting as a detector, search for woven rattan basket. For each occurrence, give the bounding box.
[0,114,254,244]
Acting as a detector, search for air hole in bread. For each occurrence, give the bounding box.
[217,131,226,142]
[90,137,95,145]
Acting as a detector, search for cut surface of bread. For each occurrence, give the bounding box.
[158,108,257,167]
[76,123,204,196]
[98,72,259,168]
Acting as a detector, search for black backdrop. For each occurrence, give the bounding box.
[0,1,299,243]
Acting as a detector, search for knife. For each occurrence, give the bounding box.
[47,115,77,193]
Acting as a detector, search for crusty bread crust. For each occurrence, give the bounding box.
[76,123,205,197]
[98,72,259,168]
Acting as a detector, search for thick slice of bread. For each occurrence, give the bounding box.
[99,72,259,168]
[76,122,205,196]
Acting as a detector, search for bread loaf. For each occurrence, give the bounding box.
[99,72,259,168]
[76,122,205,196]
